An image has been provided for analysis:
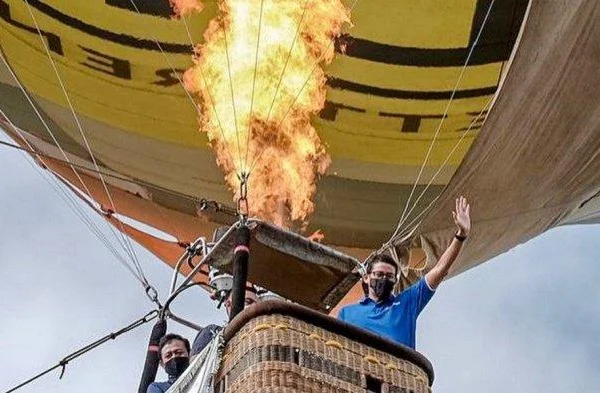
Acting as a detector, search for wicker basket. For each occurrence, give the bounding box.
[215,312,432,393]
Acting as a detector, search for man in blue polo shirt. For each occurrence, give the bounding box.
[338,196,471,349]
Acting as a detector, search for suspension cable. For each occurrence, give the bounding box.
[0,115,147,285]
[129,1,243,233]
[378,96,493,260]
[264,0,310,125]
[394,0,497,236]
[221,21,244,173]
[180,14,196,51]
[124,0,202,116]
[131,0,239,178]
[129,0,237,170]
[4,310,159,393]
[0,44,95,200]
[52,172,157,286]
[0,68,144,282]
[0,130,204,205]
[178,10,238,177]
[244,0,266,169]
[24,1,150,287]
[392,97,493,238]
[248,0,360,175]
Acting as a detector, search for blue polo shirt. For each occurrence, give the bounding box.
[338,277,435,349]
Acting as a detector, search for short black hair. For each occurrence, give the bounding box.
[158,333,190,358]
[365,254,399,276]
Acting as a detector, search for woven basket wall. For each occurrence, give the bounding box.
[215,314,431,393]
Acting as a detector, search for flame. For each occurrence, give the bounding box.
[180,0,350,227]
[169,0,203,17]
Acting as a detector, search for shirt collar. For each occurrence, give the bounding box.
[359,293,396,305]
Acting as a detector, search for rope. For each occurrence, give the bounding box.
[0,133,209,207]
[0,48,95,200]
[5,2,160,299]
[179,10,238,177]
[248,0,360,175]
[222,21,244,173]
[24,1,150,287]
[0,98,148,288]
[0,134,208,265]
[125,0,201,116]
[4,310,159,393]
[129,2,242,191]
[264,0,310,125]
[181,14,196,51]
[52,173,159,286]
[394,0,497,237]
[0,114,147,285]
[380,97,492,259]
[244,0,266,169]
[392,96,494,239]
[0,120,135,274]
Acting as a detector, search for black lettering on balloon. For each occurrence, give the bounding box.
[456,110,488,131]
[21,0,188,53]
[0,0,63,55]
[319,101,365,121]
[378,112,446,133]
[79,46,131,79]
[104,0,173,18]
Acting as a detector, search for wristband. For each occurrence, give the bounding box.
[455,233,467,242]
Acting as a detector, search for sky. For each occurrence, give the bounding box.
[1,132,599,393]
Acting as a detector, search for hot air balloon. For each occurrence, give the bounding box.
[2,0,600,391]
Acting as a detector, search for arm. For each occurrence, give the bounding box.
[425,196,471,290]
[138,319,167,393]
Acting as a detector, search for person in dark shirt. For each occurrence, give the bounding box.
[189,287,258,355]
[146,334,191,393]
[141,287,259,393]
[339,196,471,349]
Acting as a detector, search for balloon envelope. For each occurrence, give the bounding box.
[1,0,598,305]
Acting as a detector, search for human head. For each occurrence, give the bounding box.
[362,254,399,301]
[158,334,190,378]
[224,286,259,316]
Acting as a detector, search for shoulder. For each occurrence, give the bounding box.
[147,382,168,393]
[191,324,222,355]
[340,302,365,312]
[398,277,436,308]
[198,324,221,339]
[338,301,367,318]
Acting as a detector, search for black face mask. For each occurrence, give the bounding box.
[369,277,395,300]
[164,356,189,379]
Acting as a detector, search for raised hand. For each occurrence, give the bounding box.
[452,196,471,237]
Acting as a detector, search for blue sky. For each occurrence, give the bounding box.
[1,133,599,393]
